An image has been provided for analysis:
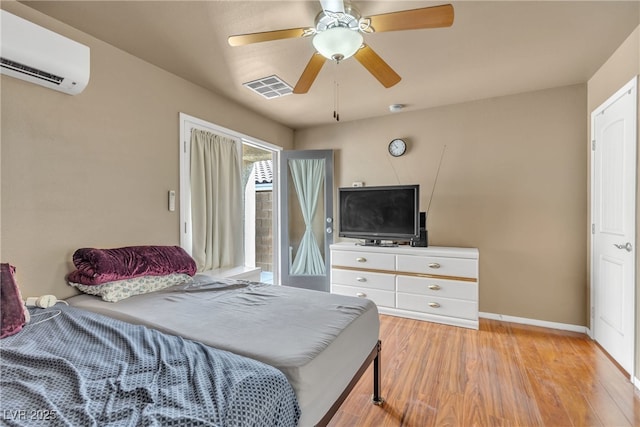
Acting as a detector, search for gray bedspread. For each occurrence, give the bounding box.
[0,305,300,426]
[69,277,377,369]
[68,277,380,427]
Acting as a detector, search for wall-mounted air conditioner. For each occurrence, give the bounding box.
[0,10,90,95]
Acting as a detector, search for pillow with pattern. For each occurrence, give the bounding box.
[69,273,192,302]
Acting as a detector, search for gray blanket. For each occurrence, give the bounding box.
[0,305,300,426]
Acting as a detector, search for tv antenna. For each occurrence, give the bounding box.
[426,145,446,214]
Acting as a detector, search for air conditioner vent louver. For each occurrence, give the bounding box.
[1,58,64,85]
[0,10,89,95]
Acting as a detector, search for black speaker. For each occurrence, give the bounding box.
[410,212,428,247]
[419,211,426,228]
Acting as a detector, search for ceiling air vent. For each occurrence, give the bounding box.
[243,75,292,99]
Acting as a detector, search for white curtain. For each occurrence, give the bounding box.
[190,129,242,271]
[289,158,326,275]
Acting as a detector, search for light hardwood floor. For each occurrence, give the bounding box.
[328,315,640,427]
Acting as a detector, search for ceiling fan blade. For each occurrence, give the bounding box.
[353,45,401,88]
[228,28,309,47]
[293,53,326,94]
[319,0,344,14]
[367,4,454,33]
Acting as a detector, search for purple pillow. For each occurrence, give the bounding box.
[1,264,29,338]
[70,245,197,286]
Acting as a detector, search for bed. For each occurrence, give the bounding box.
[68,274,383,427]
[0,304,300,426]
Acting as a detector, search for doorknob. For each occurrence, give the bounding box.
[326,217,333,234]
[613,242,633,252]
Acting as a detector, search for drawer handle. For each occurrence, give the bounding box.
[428,263,441,269]
[428,302,441,308]
[356,257,367,263]
[356,277,367,282]
[428,284,441,291]
[356,292,367,298]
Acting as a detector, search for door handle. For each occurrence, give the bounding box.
[613,242,633,252]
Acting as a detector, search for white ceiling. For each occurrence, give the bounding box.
[22,1,640,129]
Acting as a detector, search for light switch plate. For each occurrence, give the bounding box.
[169,190,176,211]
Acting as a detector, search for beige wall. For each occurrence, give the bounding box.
[587,25,640,380]
[294,84,588,326]
[0,3,294,299]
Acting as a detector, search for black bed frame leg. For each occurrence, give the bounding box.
[372,340,384,406]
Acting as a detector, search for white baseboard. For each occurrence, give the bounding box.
[479,312,588,334]
[634,376,640,391]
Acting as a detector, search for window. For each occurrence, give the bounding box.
[179,113,282,281]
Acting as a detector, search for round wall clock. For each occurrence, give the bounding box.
[388,138,407,157]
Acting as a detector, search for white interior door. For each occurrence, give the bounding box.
[591,76,637,376]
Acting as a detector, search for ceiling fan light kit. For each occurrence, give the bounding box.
[312,27,363,61]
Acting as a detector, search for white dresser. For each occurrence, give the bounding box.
[330,242,479,329]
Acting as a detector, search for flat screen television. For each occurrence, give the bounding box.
[338,184,420,246]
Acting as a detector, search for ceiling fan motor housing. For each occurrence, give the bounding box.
[314,5,361,32]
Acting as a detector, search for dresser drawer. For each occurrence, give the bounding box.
[397,293,477,320]
[332,250,395,271]
[331,269,395,291]
[331,284,395,308]
[397,254,477,279]
[396,276,476,301]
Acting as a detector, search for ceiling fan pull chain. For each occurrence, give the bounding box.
[333,79,337,120]
[334,61,340,122]
[336,81,340,122]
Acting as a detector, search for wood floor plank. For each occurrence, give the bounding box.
[327,315,640,427]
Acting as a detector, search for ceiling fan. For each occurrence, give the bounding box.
[228,0,454,94]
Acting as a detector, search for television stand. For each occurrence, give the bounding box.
[330,242,479,329]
